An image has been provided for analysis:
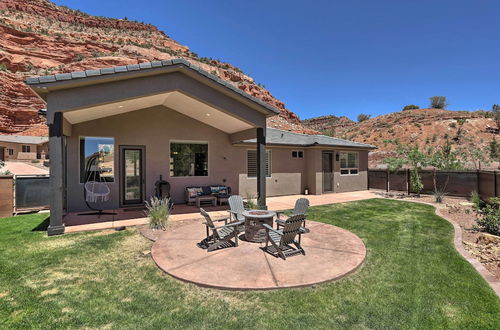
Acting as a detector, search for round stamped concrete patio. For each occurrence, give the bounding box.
[151,220,366,290]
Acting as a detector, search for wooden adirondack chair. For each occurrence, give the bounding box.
[263,214,306,260]
[200,208,244,252]
[276,198,310,230]
[228,195,246,222]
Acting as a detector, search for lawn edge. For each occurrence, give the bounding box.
[380,197,500,297]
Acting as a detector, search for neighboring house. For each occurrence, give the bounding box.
[0,135,49,161]
[26,59,375,235]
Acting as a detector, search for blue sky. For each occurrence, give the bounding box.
[53,0,499,120]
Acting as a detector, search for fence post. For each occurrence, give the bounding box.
[406,168,410,195]
[386,170,389,192]
[495,171,498,197]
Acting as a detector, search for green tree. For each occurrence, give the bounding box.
[489,138,500,162]
[357,114,371,122]
[429,96,448,109]
[384,144,428,196]
[402,104,420,111]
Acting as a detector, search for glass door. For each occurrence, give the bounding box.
[322,151,333,192]
[120,146,145,206]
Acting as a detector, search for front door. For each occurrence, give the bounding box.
[120,146,145,206]
[322,151,334,192]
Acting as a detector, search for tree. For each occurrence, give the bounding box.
[357,114,371,122]
[489,138,500,162]
[384,144,428,196]
[492,105,500,131]
[402,104,420,111]
[429,96,448,109]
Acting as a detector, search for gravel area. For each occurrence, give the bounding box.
[374,191,499,280]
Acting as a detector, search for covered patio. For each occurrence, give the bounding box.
[27,59,278,235]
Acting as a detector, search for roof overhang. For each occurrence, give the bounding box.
[26,60,279,132]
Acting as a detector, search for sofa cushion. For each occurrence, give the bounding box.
[202,186,212,196]
[187,187,202,198]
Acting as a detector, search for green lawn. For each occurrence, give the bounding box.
[0,199,499,329]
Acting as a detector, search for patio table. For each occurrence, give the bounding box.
[242,210,276,243]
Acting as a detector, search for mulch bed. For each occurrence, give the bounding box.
[375,191,500,280]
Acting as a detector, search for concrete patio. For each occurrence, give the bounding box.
[151,219,366,290]
[64,190,377,233]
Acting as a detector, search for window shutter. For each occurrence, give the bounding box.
[247,150,271,177]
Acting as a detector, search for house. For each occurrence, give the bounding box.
[26,59,375,235]
[0,135,49,161]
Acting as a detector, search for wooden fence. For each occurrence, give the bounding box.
[368,169,499,200]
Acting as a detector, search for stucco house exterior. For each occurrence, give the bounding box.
[26,59,375,235]
[0,135,49,161]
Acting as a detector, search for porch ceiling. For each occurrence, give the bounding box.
[63,91,254,134]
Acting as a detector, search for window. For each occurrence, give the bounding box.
[292,150,304,158]
[7,149,13,156]
[170,142,208,177]
[22,145,31,153]
[339,152,359,175]
[80,137,115,183]
[247,150,271,177]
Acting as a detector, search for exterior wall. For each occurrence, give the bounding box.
[333,150,369,193]
[65,105,252,212]
[238,147,307,197]
[64,105,371,213]
[0,142,39,160]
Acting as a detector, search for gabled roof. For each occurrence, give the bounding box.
[25,58,280,116]
[237,128,376,149]
[0,135,49,145]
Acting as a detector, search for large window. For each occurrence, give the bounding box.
[170,142,208,177]
[80,137,115,183]
[339,152,358,175]
[22,145,31,153]
[247,150,271,177]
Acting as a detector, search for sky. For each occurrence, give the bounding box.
[53,0,500,121]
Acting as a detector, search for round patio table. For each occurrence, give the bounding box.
[242,210,276,243]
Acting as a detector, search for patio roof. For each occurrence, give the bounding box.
[25,58,280,116]
[0,135,49,145]
[236,128,376,149]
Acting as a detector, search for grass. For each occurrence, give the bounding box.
[0,199,499,329]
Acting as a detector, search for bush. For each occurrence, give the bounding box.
[402,104,420,111]
[430,96,448,109]
[145,197,171,230]
[357,114,371,122]
[244,192,257,209]
[74,53,85,62]
[474,197,500,235]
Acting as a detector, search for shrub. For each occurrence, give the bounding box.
[402,104,420,111]
[244,192,257,209]
[474,198,500,235]
[0,63,9,72]
[357,114,371,122]
[449,122,456,128]
[145,196,171,230]
[471,191,484,209]
[74,53,85,62]
[410,169,424,196]
[430,96,448,109]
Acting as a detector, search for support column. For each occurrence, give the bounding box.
[256,127,267,209]
[48,111,65,236]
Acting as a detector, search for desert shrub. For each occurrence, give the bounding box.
[402,104,420,111]
[425,137,430,144]
[474,197,500,235]
[449,122,456,128]
[489,138,500,162]
[145,196,171,230]
[0,63,8,72]
[31,160,40,164]
[244,192,257,209]
[357,114,371,122]
[74,53,85,62]
[430,96,447,109]
[471,191,484,209]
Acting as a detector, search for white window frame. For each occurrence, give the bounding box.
[291,150,304,159]
[247,149,272,178]
[339,151,359,176]
[169,140,209,178]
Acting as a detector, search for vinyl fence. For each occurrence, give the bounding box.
[368,169,499,200]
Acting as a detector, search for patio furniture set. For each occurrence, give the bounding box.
[200,196,310,260]
[186,185,231,207]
